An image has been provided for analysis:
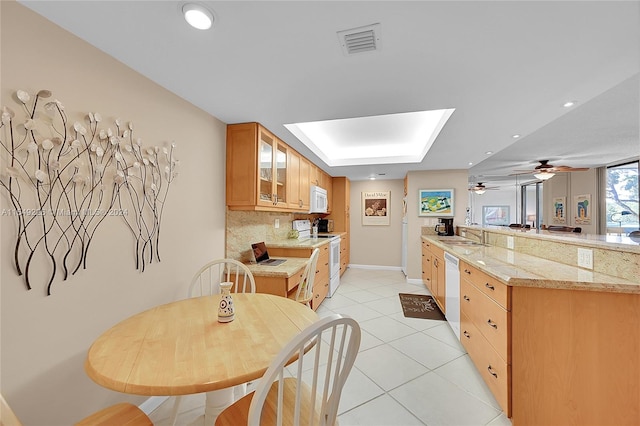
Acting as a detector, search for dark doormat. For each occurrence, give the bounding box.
[398,293,446,321]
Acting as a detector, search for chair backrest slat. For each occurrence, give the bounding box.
[188,259,256,297]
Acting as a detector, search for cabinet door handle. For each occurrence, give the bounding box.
[463,330,471,339]
[464,269,471,275]
[434,259,438,267]
[487,365,498,378]
[463,295,470,302]
[487,319,498,329]
[485,282,495,291]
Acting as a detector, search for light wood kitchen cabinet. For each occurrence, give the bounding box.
[421,240,432,290]
[266,244,330,311]
[421,240,445,312]
[327,177,350,272]
[226,123,290,211]
[510,286,639,425]
[432,245,446,312]
[287,150,310,211]
[459,260,511,416]
[339,234,349,276]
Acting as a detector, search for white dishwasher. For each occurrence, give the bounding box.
[444,252,460,339]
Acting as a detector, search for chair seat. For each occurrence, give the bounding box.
[74,402,152,426]
[215,378,325,426]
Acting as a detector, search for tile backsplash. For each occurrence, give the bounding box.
[226,211,320,262]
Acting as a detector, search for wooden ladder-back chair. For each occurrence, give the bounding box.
[169,258,257,425]
[188,258,256,296]
[295,248,320,308]
[215,314,361,426]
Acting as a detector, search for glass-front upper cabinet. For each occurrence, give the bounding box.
[258,131,274,203]
[275,144,287,205]
[257,127,287,208]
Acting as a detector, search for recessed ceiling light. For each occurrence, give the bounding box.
[182,3,214,30]
[512,134,520,139]
[285,109,455,167]
[369,176,376,180]
[563,101,576,108]
[485,151,493,155]
[468,162,473,166]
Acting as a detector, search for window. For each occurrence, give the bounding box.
[606,161,639,235]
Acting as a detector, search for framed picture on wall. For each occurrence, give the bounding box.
[482,205,510,226]
[418,189,454,216]
[552,197,566,224]
[362,191,390,226]
[574,194,591,225]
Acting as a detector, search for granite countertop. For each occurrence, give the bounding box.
[458,225,640,254]
[423,235,639,294]
[266,232,345,249]
[244,257,309,278]
[245,233,346,278]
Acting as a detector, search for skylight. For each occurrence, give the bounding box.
[284,109,455,167]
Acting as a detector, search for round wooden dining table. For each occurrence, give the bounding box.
[85,293,318,424]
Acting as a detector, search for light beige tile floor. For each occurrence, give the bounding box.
[149,268,512,426]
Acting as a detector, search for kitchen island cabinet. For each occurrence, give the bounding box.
[459,260,510,416]
[423,234,639,425]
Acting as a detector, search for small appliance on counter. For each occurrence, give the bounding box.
[292,219,312,239]
[317,219,334,233]
[435,218,455,236]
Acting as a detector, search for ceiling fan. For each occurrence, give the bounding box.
[512,160,589,180]
[468,182,499,194]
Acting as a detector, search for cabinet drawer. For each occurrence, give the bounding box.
[460,261,509,310]
[461,278,509,362]
[288,267,304,292]
[429,244,444,259]
[460,311,510,415]
[312,278,329,310]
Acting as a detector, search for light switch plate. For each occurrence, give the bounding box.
[274,219,280,228]
[577,248,593,269]
[507,236,514,250]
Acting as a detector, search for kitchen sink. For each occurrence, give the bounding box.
[443,240,486,246]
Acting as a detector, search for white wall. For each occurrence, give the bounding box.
[543,169,599,233]
[349,179,404,268]
[1,3,226,424]
[406,170,468,280]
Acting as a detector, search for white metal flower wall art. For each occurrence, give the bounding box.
[0,89,179,295]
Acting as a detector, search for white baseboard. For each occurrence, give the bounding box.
[139,396,169,415]
[406,278,424,285]
[348,264,403,271]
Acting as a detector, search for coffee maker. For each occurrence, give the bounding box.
[435,218,454,236]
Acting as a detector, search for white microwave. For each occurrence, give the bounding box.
[310,185,328,213]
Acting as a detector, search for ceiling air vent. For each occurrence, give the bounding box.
[337,23,381,56]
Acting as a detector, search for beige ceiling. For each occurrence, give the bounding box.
[19,1,640,182]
